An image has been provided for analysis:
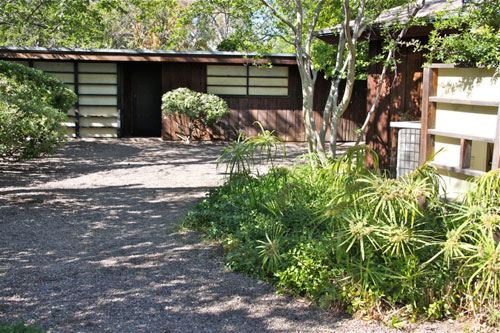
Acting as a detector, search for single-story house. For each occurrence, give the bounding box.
[0,47,366,142]
[316,0,463,168]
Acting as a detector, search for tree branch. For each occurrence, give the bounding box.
[258,0,296,34]
[305,0,326,55]
[355,0,426,145]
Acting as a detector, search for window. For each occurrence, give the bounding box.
[206,65,288,96]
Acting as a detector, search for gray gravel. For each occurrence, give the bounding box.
[0,139,463,332]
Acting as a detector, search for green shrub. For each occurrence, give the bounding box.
[161,87,230,142]
[184,128,500,327]
[0,322,45,333]
[0,61,77,160]
[426,0,500,70]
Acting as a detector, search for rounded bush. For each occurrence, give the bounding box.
[161,87,230,141]
[0,61,77,160]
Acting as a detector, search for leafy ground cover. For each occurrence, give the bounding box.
[0,322,45,333]
[184,132,500,329]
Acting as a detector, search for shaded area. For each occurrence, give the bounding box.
[0,139,455,332]
[1,139,351,332]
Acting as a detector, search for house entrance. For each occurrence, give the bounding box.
[123,63,162,137]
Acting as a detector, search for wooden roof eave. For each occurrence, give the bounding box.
[0,50,297,65]
[316,23,435,44]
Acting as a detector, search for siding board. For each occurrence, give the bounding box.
[160,63,366,142]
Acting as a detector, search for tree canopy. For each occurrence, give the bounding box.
[425,0,500,70]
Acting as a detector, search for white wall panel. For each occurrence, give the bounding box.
[207,65,246,76]
[78,62,117,73]
[79,73,117,84]
[79,106,117,117]
[79,85,117,95]
[33,61,73,72]
[79,95,117,106]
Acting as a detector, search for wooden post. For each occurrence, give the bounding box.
[73,61,80,138]
[492,103,500,169]
[419,67,438,165]
[459,139,472,169]
[117,63,122,138]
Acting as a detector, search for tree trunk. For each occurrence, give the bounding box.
[329,117,338,156]
[301,82,316,152]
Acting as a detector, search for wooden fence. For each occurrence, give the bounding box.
[420,64,500,197]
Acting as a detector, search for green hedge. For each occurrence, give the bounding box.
[185,142,500,328]
[0,61,77,160]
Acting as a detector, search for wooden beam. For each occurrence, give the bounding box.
[428,96,499,107]
[432,163,486,177]
[0,52,297,65]
[419,67,438,165]
[424,63,456,69]
[427,129,495,143]
[493,104,500,169]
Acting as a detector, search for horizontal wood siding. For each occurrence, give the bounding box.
[162,63,366,142]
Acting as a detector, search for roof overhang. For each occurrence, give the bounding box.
[316,0,462,44]
[0,47,297,65]
[316,24,436,43]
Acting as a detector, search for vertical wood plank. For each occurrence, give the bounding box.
[294,110,300,142]
[74,61,80,138]
[460,139,472,169]
[268,105,277,137]
[249,108,259,136]
[419,67,438,165]
[286,110,296,141]
[258,108,268,132]
[277,109,288,140]
[493,104,500,169]
[405,51,423,119]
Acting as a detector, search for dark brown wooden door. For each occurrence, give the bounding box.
[130,63,162,136]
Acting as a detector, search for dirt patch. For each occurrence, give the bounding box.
[0,139,462,332]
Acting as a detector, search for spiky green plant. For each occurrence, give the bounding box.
[377,209,433,259]
[332,144,379,175]
[217,122,285,179]
[337,204,380,261]
[247,121,286,168]
[466,226,500,304]
[217,134,253,177]
[256,224,285,273]
[466,169,500,207]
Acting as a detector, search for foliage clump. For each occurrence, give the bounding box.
[0,321,46,333]
[184,129,500,328]
[161,87,230,142]
[426,0,500,70]
[0,61,76,160]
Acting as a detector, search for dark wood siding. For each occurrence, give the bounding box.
[366,39,425,168]
[161,63,366,142]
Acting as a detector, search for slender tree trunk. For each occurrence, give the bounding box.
[329,116,338,156]
[329,57,357,158]
[302,82,316,152]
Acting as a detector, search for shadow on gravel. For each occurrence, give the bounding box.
[0,140,226,188]
[0,139,354,332]
[0,185,342,332]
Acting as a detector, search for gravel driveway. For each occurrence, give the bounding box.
[0,139,461,332]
